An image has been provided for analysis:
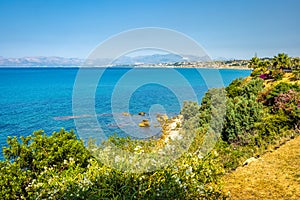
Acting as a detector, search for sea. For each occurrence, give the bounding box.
[0,67,251,158]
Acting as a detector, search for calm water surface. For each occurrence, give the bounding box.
[0,67,251,158]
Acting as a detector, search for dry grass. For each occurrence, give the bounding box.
[223,136,300,200]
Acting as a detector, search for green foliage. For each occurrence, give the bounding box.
[181,101,201,121]
[225,78,243,98]
[272,90,300,128]
[249,53,294,70]
[239,78,264,98]
[249,58,271,78]
[248,56,261,69]
[269,69,284,80]
[272,53,291,69]
[182,88,226,157]
[0,160,31,199]
[250,67,264,78]
[1,129,227,199]
[223,94,263,145]
[291,57,300,80]
[292,67,300,80]
[265,82,300,106]
[255,113,293,144]
[3,129,91,169]
[226,78,263,99]
[214,141,255,171]
[0,129,91,199]
[223,78,265,145]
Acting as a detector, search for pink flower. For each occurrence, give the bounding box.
[259,74,268,80]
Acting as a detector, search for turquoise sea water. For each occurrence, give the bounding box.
[0,67,251,158]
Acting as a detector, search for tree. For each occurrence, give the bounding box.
[272,53,291,69]
[259,59,271,69]
[223,94,264,145]
[249,57,271,78]
[222,78,264,145]
[248,56,261,69]
[292,57,300,68]
[292,57,300,80]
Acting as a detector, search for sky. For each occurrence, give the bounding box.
[0,0,299,59]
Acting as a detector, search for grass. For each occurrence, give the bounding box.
[222,135,300,199]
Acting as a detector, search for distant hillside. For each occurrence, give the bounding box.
[112,54,211,65]
[0,54,211,66]
[0,56,83,66]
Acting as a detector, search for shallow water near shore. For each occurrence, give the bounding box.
[0,67,250,158]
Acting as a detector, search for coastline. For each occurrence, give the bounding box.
[0,65,251,70]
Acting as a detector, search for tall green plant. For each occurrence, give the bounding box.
[272,53,291,69]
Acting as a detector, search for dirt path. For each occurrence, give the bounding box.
[223,136,300,200]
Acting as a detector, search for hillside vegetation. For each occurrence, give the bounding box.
[0,53,299,199]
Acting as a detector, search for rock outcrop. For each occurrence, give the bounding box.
[242,157,257,166]
[138,112,146,116]
[156,114,169,124]
[122,112,131,116]
[139,119,150,127]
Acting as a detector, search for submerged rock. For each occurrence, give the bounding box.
[122,112,131,116]
[139,119,150,127]
[138,112,146,116]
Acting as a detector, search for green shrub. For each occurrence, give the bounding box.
[222,95,263,145]
[270,69,284,80]
[1,128,227,199]
[255,113,292,143]
[226,78,243,98]
[226,78,263,99]
[181,101,201,121]
[265,82,300,106]
[0,129,91,199]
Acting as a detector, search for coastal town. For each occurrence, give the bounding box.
[136,59,250,69]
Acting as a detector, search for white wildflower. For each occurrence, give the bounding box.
[186,166,193,175]
[134,145,142,151]
[115,155,121,163]
[198,153,203,159]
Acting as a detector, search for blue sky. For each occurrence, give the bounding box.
[0,0,299,59]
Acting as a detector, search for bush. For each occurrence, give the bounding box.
[1,129,227,199]
[0,129,91,199]
[226,78,263,99]
[272,90,300,129]
[222,95,263,145]
[270,69,284,80]
[222,78,264,145]
[265,82,300,106]
[225,78,243,98]
[255,113,293,143]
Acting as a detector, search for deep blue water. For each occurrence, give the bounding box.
[0,67,251,158]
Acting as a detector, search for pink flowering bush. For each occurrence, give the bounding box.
[273,90,300,111]
[259,73,268,80]
[273,90,300,124]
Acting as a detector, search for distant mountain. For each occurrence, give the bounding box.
[212,57,236,61]
[113,54,183,65]
[0,56,83,66]
[113,54,211,65]
[0,54,211,66]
